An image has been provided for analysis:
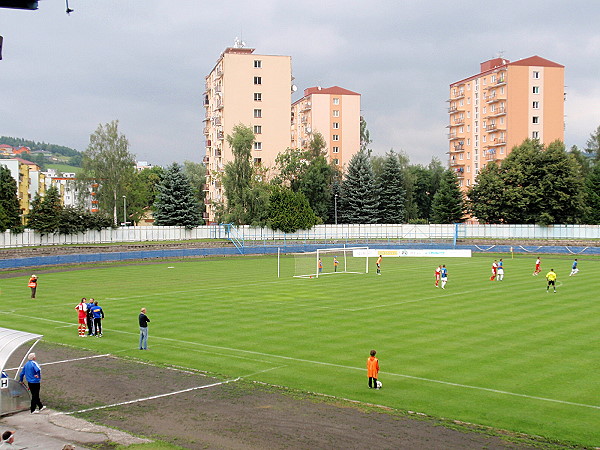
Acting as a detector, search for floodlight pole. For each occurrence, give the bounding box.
[334,193,338,225]
[122,195,127,227]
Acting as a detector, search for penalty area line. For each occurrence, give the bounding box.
[56,378,241,416]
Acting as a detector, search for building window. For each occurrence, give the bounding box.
[253,125,262,134]
[533,71,540,79]
[332,146,339,153]
[333,98,340,105]
[254,109,262,118]
[254,76,262,85]
[532,116,539,124]
[333,158,339,165]
[254,93,262,101]
[333,110,340,117]
[254,142,262,150]
[532,86,539,94]
[332,134,340,141]
[253,157,262,164]
[532,101,539,109]
[333,122,340,129]
[254,60,262,68]
[532,131,539,139]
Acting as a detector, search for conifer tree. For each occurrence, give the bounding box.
[430,170,465,223]
[153,163,201,228]
[340,151,378,223]
[26,186,62,234]
[375,151,406,223]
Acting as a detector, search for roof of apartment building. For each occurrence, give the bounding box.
[450,55,563,87]
[303,86,360,96]
[508,55,564,68]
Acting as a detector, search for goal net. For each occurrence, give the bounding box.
[293,247,369,278]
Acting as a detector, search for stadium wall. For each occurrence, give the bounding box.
[1,224,600,248]
[1,242,599,270]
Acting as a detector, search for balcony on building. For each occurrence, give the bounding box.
[453,142,465,152]
[203,155,209,164]
[203,127,210,135]
[217,130,224,140]
[213,117,222,126]
[488,107,506,117]
[453,117,465,125]
[202,184,209,191]
[206,139,211,148]
[302,101,312,111]
[448,105,458,113]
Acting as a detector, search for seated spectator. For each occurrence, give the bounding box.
[0,430,15,447]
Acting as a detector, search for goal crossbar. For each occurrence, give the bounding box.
[293,247,369,278]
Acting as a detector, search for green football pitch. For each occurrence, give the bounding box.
[0,252,598,446]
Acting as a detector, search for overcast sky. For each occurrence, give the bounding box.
[1,0,599,167]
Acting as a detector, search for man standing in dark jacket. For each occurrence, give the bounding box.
[139,308,150,350]
[19,353,45,413]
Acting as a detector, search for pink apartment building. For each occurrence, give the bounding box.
[291,86,361,169]
[448,55,565,190]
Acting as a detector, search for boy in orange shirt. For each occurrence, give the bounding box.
[367,349,380,389]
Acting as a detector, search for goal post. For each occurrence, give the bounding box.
[290,247,369,278]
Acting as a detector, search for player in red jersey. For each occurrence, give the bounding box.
[75,298,88,337]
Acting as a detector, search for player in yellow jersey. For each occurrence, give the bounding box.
[546,269,557,293]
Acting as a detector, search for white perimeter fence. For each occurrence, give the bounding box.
[1,224,599,249]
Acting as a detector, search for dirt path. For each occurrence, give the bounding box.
[8,342,554,450]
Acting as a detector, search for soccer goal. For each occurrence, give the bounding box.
[290,247,369,278]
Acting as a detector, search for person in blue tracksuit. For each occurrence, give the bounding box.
[19,353,45,413]
[90,301,105,337]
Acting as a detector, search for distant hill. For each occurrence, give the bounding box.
[0,136,82,169]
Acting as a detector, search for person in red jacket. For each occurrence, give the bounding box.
[366,349,380,389]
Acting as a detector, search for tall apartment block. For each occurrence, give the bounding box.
[203,44,292,223]
[448,55,565,189]
[291,86,360,168]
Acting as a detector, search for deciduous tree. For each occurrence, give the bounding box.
[0,165,21,231]
[81,120,136,225]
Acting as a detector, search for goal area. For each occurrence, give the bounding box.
[291,247,369,278]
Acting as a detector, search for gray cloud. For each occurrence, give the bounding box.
[0,0,598,166]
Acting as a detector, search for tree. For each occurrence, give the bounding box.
[360,116,372,153]
[221,124,255,224]
[468,162,507,223]
[583,164,600,224]
[430,170,465,223]
[81,120,136,225]
[298,155,335,222]
[26,186,62,234]
[500,140,584,224]
[153,163,202,228]
[307,131,327,159]
[340,151,378,223]
[182,160,206,206]
[268,186,318,233]
[375,151,406,223]
[0,165,21,231]
[585,125,600,164]
[272,147,310,190]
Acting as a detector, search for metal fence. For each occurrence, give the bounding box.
[1,224,599,249]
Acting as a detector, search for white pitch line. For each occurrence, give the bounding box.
[2,311,598,411]
[3,354,112,372]
[56,378,240,415]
